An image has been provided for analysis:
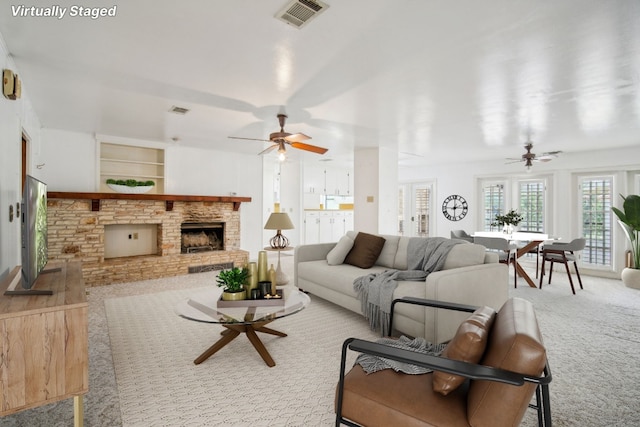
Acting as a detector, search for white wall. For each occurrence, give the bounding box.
[400,146,640,277]
[37,129,95,190]
[32,131,266,258]
[0,35,42,281]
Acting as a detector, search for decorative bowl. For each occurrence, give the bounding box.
[108,184,153,194]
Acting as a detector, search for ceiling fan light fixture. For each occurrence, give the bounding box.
[278,141,287,161]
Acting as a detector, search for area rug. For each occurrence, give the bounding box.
[105,288,380,426]
[103,272,640,426]
[509,279,640,427]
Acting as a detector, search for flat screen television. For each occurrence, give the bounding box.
[18,175,51,293]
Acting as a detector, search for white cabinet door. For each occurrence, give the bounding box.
[304,164,326,194]
[304,211,320,244]
[333,170,352,196]
[343,210,354,233]
[329,211,344,242]
[318,211,333,243]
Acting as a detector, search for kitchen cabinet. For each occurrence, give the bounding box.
[305,210,353,244]
[304,164,326,194]
[303,164,353,196]
[304,211,319,244]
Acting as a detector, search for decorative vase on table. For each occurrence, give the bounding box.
[268,264,277,295]
[245,262,259,297]
[257,251,269,282]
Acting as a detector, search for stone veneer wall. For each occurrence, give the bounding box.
[47,198,249,287]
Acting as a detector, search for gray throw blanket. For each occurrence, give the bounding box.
[353,237,462,336]
[356,335,448,374]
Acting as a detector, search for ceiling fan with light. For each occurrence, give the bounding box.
[229,114,328,161]
[506,141,561,170]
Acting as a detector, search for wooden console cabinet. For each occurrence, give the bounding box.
[0,261,88,426]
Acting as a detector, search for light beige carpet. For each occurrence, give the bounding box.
[105,287,380,426]
[3,252,639,426]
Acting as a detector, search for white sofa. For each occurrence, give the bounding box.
[294,232,509,343]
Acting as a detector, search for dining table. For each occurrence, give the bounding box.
[472,231,552,288]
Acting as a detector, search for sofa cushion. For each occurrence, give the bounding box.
[393,237,410,270]
[327,235,355,265]
[442,243,487,270]
[344,232,386,269]
[467,298,547,427]
[376,235,401,268]
[432,306,496,395]
[298,260,387,298]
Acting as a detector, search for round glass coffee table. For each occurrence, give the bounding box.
[175,286,310,367]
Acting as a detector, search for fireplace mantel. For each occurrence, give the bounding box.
[48,192,252,212]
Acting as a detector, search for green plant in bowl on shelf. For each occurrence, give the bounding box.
[216,267,249,301]
[106,178,155,187]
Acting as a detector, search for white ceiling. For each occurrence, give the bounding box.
[1,0,639,167]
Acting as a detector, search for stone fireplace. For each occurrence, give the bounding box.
[46,192,251,286]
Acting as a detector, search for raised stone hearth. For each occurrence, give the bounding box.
[47,193,250,286]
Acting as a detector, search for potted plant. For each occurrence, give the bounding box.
[492,209,523,233]
[612,194,640,289]
[106,178,155,194]
[216,267,250,300]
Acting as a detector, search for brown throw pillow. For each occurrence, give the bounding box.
[432,306,496,395]
[344,232,386,269]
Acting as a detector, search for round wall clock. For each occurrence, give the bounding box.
[442,195,468,221]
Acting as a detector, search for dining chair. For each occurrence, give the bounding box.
[539,238,586,295]
[450,229,474,243]
[474,236,518,288]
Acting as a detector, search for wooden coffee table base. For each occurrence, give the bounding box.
[193,320,287,367]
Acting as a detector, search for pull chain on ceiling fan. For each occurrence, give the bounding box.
[229,114,328,161]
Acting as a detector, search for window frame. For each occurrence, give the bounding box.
[577,174,614,270]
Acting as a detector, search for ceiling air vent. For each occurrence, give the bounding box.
[276,0,329,29]
[169,106,189,115]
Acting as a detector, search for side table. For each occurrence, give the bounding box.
[264,246,293,285]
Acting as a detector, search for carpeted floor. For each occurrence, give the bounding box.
[2,253,640,426]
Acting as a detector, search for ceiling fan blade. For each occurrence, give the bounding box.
[290,142,328,155]
[284,133,311,142]
[258,144,278,155]
[228,136,271,143]
[537,151,562,161]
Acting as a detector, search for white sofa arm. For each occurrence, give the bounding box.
[294,243,337,284]
[425,263,509,342]
[294,243,336,263]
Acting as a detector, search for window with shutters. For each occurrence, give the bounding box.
[579,176,613,267]
[518,180,545,232]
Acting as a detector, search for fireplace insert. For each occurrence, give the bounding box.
[181,222,224,253]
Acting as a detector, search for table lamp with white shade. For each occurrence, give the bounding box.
[264,212,294,285]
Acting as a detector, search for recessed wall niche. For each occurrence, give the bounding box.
[104,224,158,258]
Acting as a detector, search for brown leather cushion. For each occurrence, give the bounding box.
[337,365,469,427]
[467,297,547,427]
[432,306,496,395]
[344,232,386,269]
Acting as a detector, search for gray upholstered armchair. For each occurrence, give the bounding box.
[450,229,474,243]
[539,237,586,294]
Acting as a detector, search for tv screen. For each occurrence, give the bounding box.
[21,175,48,290]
